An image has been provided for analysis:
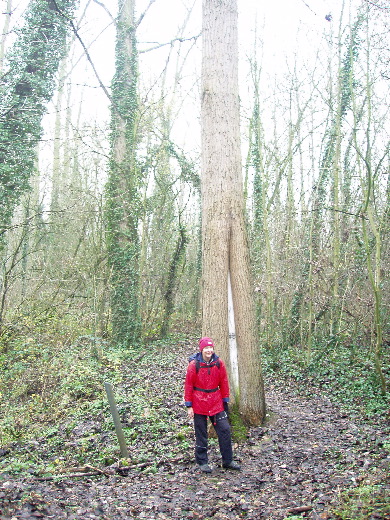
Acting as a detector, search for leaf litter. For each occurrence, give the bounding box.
[0,340,389,519]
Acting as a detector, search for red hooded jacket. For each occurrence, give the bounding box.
[184,352,230,416]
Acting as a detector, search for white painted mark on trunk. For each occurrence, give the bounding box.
[228,270,239,393]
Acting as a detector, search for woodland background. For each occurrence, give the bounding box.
[0,0,389,471]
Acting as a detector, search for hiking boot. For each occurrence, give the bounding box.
[223,461,241,471]
[198,463,212,473]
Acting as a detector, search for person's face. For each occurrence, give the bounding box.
[202,346,214,361]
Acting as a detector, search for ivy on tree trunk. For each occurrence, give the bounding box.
[106,0,141,347]
[0,0,77,249]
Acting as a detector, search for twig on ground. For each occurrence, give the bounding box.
[35,465,112,481]
[287,505,313,514]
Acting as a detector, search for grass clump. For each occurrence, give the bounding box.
[332,472,390,519]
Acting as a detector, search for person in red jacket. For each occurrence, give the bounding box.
[184,337,241,473]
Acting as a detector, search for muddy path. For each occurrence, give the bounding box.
[1,345,389,519]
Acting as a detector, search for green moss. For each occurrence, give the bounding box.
[229,402,248,443]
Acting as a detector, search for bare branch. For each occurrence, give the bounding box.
[51,0,112,103]
[139,34,200,54]
[364,0,390,10]
[92,0,116,24]
[67,19,112,102]
[299,0,317,15]
[136,0,157,28]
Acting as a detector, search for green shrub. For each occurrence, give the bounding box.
[261,341,389,419]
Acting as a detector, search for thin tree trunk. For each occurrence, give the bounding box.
[0,0,13,71]
[106,0,141,347]
[352,32,387,393]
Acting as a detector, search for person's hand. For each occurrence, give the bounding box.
[223,401,229,416]
[187,406,194,419]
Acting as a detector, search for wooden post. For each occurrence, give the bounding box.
[104,382,129,459]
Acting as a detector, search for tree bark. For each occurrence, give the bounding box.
[201,0,265,425]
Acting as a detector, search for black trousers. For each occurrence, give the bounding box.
[193,411,233,466]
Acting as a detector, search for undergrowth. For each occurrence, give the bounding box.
[0,321,192,478]
[262,340,390,520]
[260,341,390,421]
[1,318,389,520]
[333,472,390,519]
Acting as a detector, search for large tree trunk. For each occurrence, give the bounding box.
[201,0,265,425]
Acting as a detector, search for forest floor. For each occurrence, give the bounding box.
[0,339,389,520]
